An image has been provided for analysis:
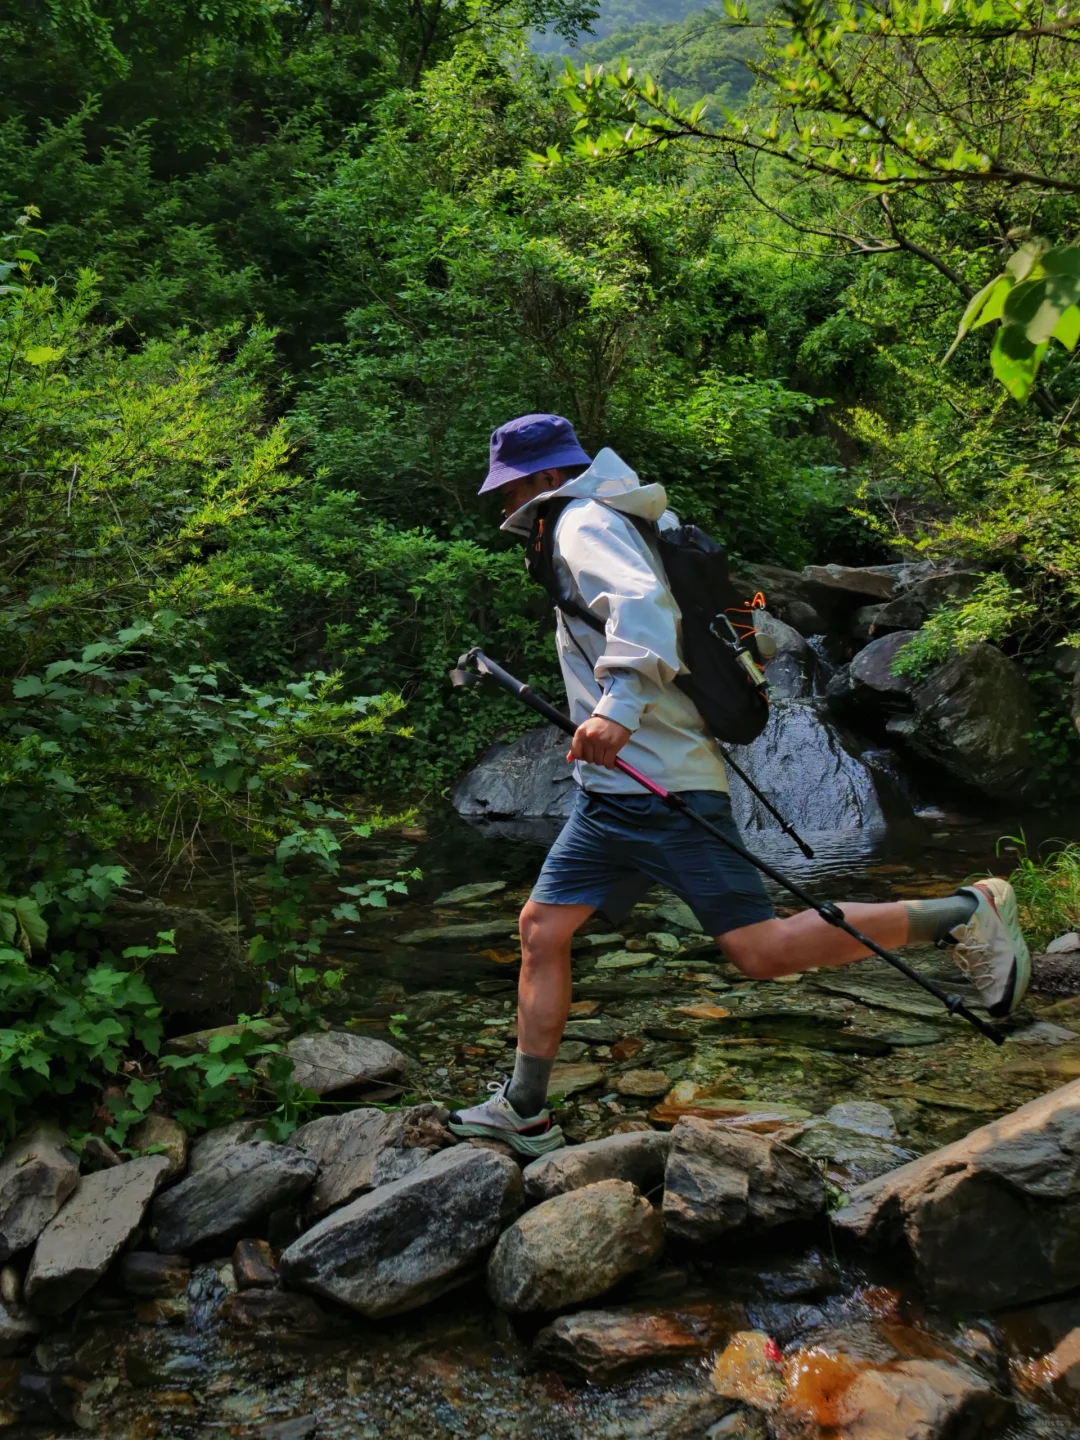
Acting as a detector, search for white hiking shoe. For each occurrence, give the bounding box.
[950,878,1031,1018]
[448,1080,566,1157]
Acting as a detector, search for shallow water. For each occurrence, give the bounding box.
[21,802,1080,1439]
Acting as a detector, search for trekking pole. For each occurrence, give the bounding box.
[715,745,815,859]
[450,648,1005,1045]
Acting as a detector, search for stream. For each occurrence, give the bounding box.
[18,801,1080,1440]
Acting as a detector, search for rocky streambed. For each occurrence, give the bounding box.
[4,813,1080,1438]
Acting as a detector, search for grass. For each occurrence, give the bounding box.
[998,833,1080,952]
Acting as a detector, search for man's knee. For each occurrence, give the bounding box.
[717,921,784,980]
[519,900,577,960]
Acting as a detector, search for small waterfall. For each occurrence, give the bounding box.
[727,700,885,833]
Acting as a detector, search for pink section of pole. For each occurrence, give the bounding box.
[614,757,670,799]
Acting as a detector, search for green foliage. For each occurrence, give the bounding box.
[998,834,1080,951]
[891,575,1038,680]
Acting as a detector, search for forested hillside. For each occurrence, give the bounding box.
[2,0,1079,1139]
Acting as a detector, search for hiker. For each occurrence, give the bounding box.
[448,413,1031,1154]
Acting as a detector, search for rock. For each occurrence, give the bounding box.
[130,1115,188,1179]
[0,1125,79,1262]
[523,1131,672,1202]
[0,1297,40,1356]
[833,1357,1012,1438]
[286,1031,409,1094]
[1005,1020,1078,1045]
[0,1266,19,1304]
[254,1418,318,1440]
[755,610,813,701]
[548,1062,604,1096]
[151,1142,317,1254]
[824,1101,898,1139]
[488,1179,664,1314]
[534,1301,742,1379]
[1048,932,1080,954]
[1032,951,1080,996]
[435,880,507,905]
[233,1238,278,1290]
[218,1290,331,1335]
[651,1090,812,1132]
[452,725,576,823]
[82,1135,122,1169]
[398,919,516,946]
[288,1104,448,1216]
[99,898,260,1023]
[280,1146,522,1318]
[652,896,704,932]
[849,631,919,697]
[615,1070,671,1098]
[871,571,982,635]
[727,701,884,834]
[852,604,883,643]
[562,1019,621,1044]
[119,1252,191,1297]
[663,1117,825,1242]
[25,1156,171,1315]
[898,643,1039,796]
[596,949,656,969]
[557,1040,589,1062]
[711,1330,785,1410]
[188,1119,265,1172]
[833,1076,1080,1307]
[802,564,899,600]
[164,1017,287,1057]
[791,1122,914,1188]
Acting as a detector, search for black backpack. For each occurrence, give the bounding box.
[525,498,771,745]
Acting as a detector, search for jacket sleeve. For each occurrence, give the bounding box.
[554,503,682,733]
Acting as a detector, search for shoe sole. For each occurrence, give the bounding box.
[963,879,1032,1017]
[447,1119,567,1157]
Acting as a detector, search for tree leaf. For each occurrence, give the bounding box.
[22,346,64,366]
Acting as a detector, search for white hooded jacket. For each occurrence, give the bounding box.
[502,448,728,794]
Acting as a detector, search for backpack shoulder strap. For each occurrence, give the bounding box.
[525,497,606,636]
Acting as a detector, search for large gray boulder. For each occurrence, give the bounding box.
[0,1297,41,1356]
[523,1131,671,1203]
[151,1142,317,1253]
[187,1119,265,1173]
[99,898,259,1023]
[487,1180,664,1314]
[893,643,1038,796]
[280,1146,522,1317]
[834,1077,1080,1308]
[289,1104,449,1216]
[802,564,899,601]
[285,1031,409,1095]
[0,1126,79,1262]
[662,1117,825,1242]
[25,1156,171,1315]
[452,725,576,823]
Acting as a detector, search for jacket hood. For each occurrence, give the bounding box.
[499,447,668,537]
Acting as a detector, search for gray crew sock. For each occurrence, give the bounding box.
[506,1050,555,1118]
[903,892,978,946]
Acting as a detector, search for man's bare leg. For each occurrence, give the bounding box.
[718,903,909,980]
[516,900,594,1056]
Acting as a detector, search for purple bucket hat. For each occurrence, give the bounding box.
[479,413,592,495]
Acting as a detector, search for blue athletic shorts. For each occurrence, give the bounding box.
[530,787,775,936]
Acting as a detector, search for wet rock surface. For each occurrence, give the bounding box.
[281,1145,522,1317]
[487,1179,664,1313]
[533,1300,745,1378]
